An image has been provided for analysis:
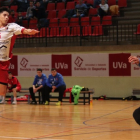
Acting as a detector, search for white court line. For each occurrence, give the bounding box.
[0,136,63,140]
[0,136,30,139]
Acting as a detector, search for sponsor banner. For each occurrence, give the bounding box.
[18,55,51,76]
[9,55,18,76]
[52,54,72,76]
[131,53,140,76]
[109,53,131,76]
[72,54,109,76]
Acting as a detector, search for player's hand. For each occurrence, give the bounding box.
[128,56,139,64]
[33,88,37,93]
[25,29,39,35]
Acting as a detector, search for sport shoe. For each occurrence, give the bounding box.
[12,101,17,105]
[45,101,49,105]
[30,101,37,105]
[0,101,5,104]
[56,101,61,106]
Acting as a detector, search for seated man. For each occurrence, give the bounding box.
[98,0,109,18]
[8,10,17,23]
[0,71,21,104]
[29,68,47,104]
[32,1,46,21]
[45,68,66,106]
[26,1,35,21]
[72,0,87,17]
[16,12,24,26]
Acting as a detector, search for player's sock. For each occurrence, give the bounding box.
[0,96,5,103]
[14,97,17,102]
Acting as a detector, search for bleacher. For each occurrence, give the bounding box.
[5,0,125,36]
[1,0,140,46]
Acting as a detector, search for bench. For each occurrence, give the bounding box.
[38,89,94,105]
[132,89,140,96]
[6,88,94,105]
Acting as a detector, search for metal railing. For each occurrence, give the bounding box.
[15,18,140,48]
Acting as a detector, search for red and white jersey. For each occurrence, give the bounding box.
[0,23,24,61]
[7,76,21,90]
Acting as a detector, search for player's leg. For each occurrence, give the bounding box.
[0,83,7,104]
[12,88,17,104]
[12,86,21,105]
[29,87,37,104]
[55,85,66,106]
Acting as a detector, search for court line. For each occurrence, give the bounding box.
[83,103,139,125]
[27,104,139,140]
[26,117,134,140]
[0,104,139,140]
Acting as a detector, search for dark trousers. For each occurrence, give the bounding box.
[29,86,46,103]
[133,107,140,125]
[45,85,66,102]
[98,8,108,18]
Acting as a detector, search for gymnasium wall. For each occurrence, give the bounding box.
[13,44,140,98]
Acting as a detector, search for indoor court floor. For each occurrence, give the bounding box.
[0,100,139,140]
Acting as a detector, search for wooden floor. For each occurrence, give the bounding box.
[0,100,139,140]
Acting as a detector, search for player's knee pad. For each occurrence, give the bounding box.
[133,107,140,125]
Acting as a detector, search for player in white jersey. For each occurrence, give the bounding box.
[0,7,39,103]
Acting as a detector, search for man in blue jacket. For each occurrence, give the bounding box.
[45,68,66,106]
[29,68,47,104]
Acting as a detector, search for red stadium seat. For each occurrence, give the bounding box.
[70,18,79,26]
[49,18,58,27]
[91,17,100,26]
[91,25,103,36]
[22,20,28,28]
[10,5,18,12]
[88,8,98,16]
[66,2,75,10]
[59,27,70,37]
[71,26,80,36]
[81,17,89,26]
[57,10,66,18]
[82,26,92,36]
[118,0,127,8]
[86,0,94,5]
[108,0,116,6]
[21,12,27,17]
[59,18,69,27]
[29,19,38,29]
[56,2,65,10]
[46,3,55,11]
[36,28,49,37]
[134,24,140,35]
[49,27,59,37]
[47,10,57,19]
[102,16,112,25]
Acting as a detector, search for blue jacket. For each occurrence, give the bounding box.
[47,73,66,88]
[33,73,47,87]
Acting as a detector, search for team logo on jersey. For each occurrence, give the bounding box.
[0,45,7,49]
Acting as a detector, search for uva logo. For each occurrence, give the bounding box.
[9,63,14,69]
[113,62,127,69]
[55,63,68,69]
[20,57,28,68]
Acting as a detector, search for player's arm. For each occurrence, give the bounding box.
[23,29,39,35]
